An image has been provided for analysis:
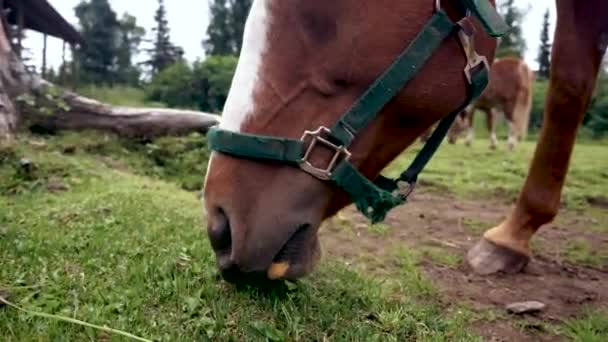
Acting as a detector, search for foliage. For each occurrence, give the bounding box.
[74,0,120,84]
[143,0,184,76]
[203,0,253,56]
[191,55,238,112]
[529,79,549,131]
[496,0,527,58]
[16,87,71,121]
[144,61,196,109]
[73,0,145,86]
[145,56,237,112]
[526,74,608,138]
[116,14,146,86]
[585,72,608,138]
[536,9,552,79]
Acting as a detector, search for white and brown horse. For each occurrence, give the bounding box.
[446,57,534,150]
[203,0,608,283]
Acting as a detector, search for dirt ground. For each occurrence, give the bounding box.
[319,189,608,341]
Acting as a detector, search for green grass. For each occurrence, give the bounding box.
[384,139,608,209]
[75,85,166,108]
[1,131,606,341]
[0,134,481,341]
[561,310,608,342]
[562,239,608,268]
[416,247,462,268]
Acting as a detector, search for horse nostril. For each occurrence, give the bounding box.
[207,207,232,253]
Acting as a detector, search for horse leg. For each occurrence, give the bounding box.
[485,108,497,150]
[467,1,608,275]
[505,110,517,151]
[464,107,475,146]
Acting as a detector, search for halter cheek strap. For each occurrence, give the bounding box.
[208,0,506,223]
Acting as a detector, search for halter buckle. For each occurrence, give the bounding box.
[457,16,489,85]
[396,180,417,199]
[299,126,351,180]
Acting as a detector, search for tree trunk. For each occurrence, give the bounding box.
[0,18,220,143]
[0,14,19,142]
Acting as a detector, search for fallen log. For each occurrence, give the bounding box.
[0,16,220,142]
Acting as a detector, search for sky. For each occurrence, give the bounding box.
[23,0,556,72]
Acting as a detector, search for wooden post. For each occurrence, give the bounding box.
[60,40,66,85]
[16,0,24,58]
[71,44,79,90]
[42,34,47,77]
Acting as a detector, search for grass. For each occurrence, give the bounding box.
[1,130,606,341]
[562,310,608,342]
[75,85,166,108]
[416,247,462,268]
[0,133,482,341]
[562,239,608,268]
[384,139,608,210]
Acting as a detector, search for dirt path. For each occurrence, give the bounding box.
[319,190,608,341]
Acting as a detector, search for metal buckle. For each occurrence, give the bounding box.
[396,180,416,199]
[299,126,351,180]
[457,16,489,84]
[463,54,489,84]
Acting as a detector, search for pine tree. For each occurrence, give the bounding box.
[116,14,146,85]
[145,0,183,76]
[536,9,551,79]
[204,0,233,55]
[203,0,252,56]
[74,0,120,84]
[228,0,252,54]
[497,0,526,58]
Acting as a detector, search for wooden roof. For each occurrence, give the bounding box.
[3,0,84,45]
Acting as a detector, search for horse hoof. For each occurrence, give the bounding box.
[466,238,530,275]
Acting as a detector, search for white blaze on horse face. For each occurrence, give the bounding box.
[218,0,270,132]
[203,0,270,192]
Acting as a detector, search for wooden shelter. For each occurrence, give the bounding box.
[1,0,84,76]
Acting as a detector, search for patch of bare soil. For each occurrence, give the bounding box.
[319,190,608,341]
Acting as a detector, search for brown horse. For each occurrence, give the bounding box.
[203,0,608,283]
[446,57,534,150]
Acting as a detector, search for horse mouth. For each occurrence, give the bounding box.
[273,224,313,263]
[270,224,319,279]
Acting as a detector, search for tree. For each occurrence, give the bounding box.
[203,0,252,56]
[0,11,219,142]
[536,9,551,79]
[585,71,608,137]
[228,0,251,54]
[497,0,526,58]
[204,0,232,55]
[74,0,120,85]
[145,55,238,112]
[192,55,238,112]
[116,14,146,86]
[145,0,183,76]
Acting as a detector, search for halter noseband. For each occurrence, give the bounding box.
[208,0,507,223]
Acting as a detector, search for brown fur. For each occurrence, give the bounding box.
[443,57,534,149]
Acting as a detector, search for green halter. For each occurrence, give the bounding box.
[208,0,507,223]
